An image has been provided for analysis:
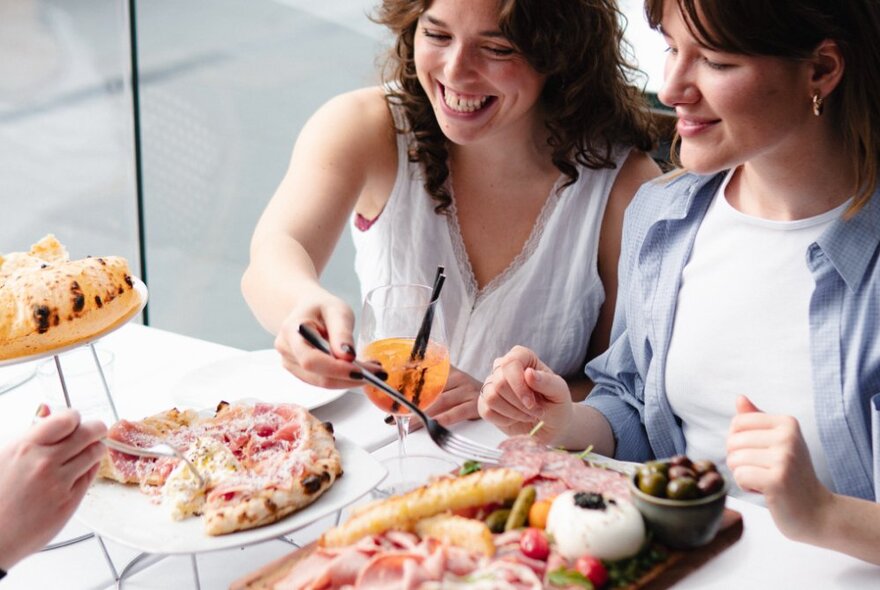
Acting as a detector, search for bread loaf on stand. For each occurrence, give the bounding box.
[0,235,141,360]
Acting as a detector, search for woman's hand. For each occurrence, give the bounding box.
[273,286,366,390]
[0,407,107,571]
[422,367,482,426]
[726,395,833,543]
[477,346,574,446]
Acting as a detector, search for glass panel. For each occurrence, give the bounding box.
[0,0,140,273]
[137,0,382,349]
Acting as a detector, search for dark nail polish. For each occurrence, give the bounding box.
[349,371,363,380]
[384,415,395,425]
[376,370,389,381]
[341,344,356,356]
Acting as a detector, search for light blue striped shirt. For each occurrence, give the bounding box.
[584,171,880,501]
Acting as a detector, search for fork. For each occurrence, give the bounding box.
[298,324,503,464]
[102,437,206,487]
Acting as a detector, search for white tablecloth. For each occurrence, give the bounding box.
[0,325,876,589]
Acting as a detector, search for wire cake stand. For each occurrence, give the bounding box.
[0,279,148,581]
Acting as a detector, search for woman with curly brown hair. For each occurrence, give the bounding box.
[242,0,660,426]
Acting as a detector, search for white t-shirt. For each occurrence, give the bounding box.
[665,170,849,502]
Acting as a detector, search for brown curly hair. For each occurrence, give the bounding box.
[373,0,657,213]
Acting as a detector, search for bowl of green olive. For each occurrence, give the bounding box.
[629,455,728,549]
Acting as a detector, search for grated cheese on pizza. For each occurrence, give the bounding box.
[98,402,343,535]
[163,436,243,520]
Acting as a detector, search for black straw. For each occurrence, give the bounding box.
[410,266,446,361]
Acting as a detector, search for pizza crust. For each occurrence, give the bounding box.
[100,403,343,536]
[203,416,342,535]
[0,235,142,360]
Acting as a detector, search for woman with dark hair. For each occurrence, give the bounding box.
[479,0,880,563]
[242,0,660,425]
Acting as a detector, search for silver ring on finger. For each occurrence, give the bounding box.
[479,379,493,397]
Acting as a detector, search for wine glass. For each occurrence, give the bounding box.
[358,284,451,491]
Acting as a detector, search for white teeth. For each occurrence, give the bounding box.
[443,88,489,112]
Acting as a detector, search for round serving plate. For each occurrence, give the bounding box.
[0,278,148,368]
[171,349,349,411]
[76,436,386,555]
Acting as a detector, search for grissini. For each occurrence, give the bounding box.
[319,467,524,548]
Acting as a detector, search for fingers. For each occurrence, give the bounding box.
[28,409,81,445]
[735,395,761,414]
[523,367,570,404]
[61,439,107,483]
[728,463,768,495]
[481,365,537,424]
[426,377,477,413]
[432,396,480,426]
[433,403,480,427]
[321,303,356,360]
[275,329,362,390]
[35,403,51,419]
[69,462,101,505]
[56,420,108,464]
[729,412,799,437]
[493,346,543,372]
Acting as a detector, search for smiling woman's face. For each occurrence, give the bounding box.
[657,2,815,174]
[413,0,546,146]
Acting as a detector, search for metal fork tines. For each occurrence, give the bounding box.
[102,437,205,487]
[358,369,503,464]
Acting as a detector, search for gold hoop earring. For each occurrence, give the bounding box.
[812,91,824,117]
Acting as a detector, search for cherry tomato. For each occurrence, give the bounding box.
[575,555,608,588]
[519,528,550,560]
[528,498,553,529]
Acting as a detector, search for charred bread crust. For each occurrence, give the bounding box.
[0,255,140,360]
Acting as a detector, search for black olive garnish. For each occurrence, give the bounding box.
[573,491,607,510]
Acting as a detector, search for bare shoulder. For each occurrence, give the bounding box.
[607,150,662,214]
[298,87,396,165]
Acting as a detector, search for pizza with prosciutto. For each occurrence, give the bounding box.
[99,402,343,535]
[0,234,141,360]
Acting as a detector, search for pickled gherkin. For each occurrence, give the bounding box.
[504,485,536,531]
[485,508,511,533]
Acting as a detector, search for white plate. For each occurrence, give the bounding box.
[0,278,148,368]
[76,437,385,554]
[171,349,348,410]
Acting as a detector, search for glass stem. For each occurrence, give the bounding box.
[396,415,409,457]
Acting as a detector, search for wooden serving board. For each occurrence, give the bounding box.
[230,509,743,590]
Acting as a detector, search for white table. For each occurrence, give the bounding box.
[0,324,876,589]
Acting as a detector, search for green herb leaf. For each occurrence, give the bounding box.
[605,542,669,587]
[459,460,482,476]
[548,568,594,589]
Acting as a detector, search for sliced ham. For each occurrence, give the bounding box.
[355,553,429,590]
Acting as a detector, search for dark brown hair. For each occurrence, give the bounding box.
[373,0,656,213]
[645,0,880,213]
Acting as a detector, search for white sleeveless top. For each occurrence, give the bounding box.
[350,103,630,380]
[666,170,845,501]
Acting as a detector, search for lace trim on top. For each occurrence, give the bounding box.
[445,173,568,306]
